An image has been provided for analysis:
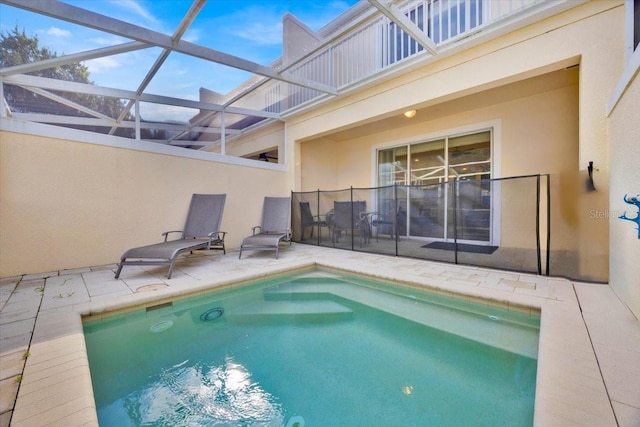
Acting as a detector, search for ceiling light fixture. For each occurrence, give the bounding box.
[403,110,417,118]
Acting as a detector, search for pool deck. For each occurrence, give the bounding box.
[0,244,639,426]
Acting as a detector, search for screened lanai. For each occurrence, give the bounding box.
[1,0,572,160]
[2,2,640,424]
[0,0,617,284]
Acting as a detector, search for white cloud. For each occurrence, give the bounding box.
[108,0,158,25]
[89,36,129,47]
[222,6,283,46]
[182,29,200,44]
[44,27,71,38]
[230,21,282,46]
[139,103,197,123]
[85,56,121,74]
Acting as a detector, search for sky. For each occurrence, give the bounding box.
[0,0,359,120]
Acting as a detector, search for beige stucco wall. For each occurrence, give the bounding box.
[0,130,291,277]
[299,69,579,256]
[608,66,640,319]
[288,2,623,282]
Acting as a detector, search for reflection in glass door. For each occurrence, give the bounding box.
[377,130,491,243]
[409,140,446,239]
[377,146,407,186]
[447,133,491,242]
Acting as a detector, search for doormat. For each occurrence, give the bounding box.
[422,241,498,254]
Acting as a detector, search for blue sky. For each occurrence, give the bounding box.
[0,0,358,119]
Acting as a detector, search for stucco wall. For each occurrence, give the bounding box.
[299,69,578,249]
[289,2,623,282]
[608,67,640,319]
[0,130,291,277]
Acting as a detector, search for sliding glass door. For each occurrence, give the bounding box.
[377,130,492,243]
[447,132,491,242]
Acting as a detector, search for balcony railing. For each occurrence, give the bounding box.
[256,0,544,114]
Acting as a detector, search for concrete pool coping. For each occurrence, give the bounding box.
[1,244,639,426]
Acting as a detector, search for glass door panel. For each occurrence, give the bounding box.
[409,140,445,186]
[409,140,446,239]
[378,146,408,186]
[377,147,408,237]
[447,132,491,180]
[446,132,491,242]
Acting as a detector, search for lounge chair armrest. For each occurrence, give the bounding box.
[162,230,183,242]
[207,231,227,240]
[251,226,262,235]
[206,231,227,249]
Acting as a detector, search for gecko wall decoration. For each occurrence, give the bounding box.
[619,194,640,239]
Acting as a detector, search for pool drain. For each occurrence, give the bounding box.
[149,320,174,333]
[200,307,224,322]
[286,415,305,427]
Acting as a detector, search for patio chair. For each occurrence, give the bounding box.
[114,194,227,279]
[239,197,292,259]
[300,201,328,240]
[331,200,370,247]
[369,200,400,241]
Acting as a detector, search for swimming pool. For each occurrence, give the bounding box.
[83,268,540,426]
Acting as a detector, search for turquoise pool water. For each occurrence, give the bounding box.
[84,269,540,426]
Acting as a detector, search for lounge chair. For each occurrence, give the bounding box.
[239,197,292,259]
[115,194,227,279]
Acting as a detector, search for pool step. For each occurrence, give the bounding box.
[227,300,353,323]
[264,281,539,358]
[263,284,335,301]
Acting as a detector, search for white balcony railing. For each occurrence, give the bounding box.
[256,0,543,115]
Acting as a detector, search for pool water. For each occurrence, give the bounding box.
[83,269,540,426]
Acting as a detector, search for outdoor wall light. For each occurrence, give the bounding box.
[586,161,596,191]
[403,110,417,118]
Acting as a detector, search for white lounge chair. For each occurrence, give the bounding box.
[115,194,227,279]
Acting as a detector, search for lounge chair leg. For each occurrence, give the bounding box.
[166,261,176,279]
[114,260,124,279]
[238,247,243,259]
